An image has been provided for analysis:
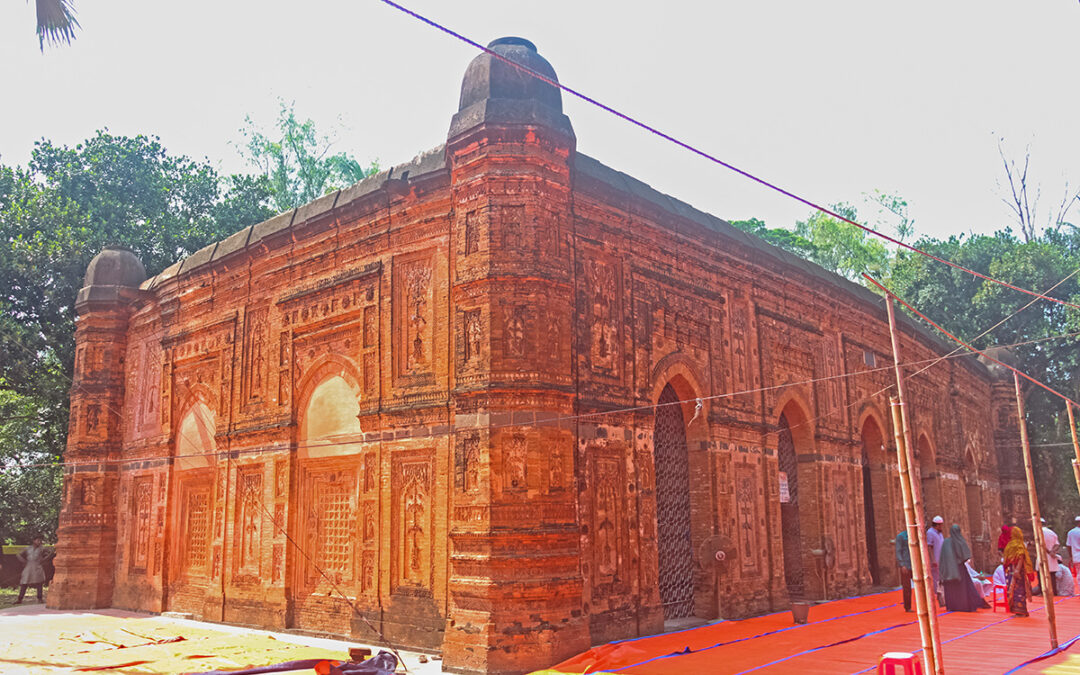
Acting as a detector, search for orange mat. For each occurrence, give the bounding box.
[541,591,1080,675]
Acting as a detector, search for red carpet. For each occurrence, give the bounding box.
[539,590,1080,674]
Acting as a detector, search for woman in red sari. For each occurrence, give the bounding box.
[1003,526,1033,617]
[998,525,1012,553]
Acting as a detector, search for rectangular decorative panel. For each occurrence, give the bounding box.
[317,481,353,583]
[235,469,263,577]
[585,259,621,376]
[184,489,210,574]
[242,305,269,406]
[591,452,623,586]
[391,450,434,593]
[131,477,154,572]
[735,465,760,574]
[393,254,435,381]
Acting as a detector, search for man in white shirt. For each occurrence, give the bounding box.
[1066,516,1080,580]
[1043,517,1060,596]
[926,515,945,604]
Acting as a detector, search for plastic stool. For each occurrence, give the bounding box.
[991,584,1007,612]
[878,652,924,675]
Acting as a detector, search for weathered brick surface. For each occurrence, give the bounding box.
[51,37,1025,674]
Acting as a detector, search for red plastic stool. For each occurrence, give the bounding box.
[878,652,923,675]
[991,584,1007,612]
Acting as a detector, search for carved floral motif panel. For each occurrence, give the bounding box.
[131,477,154,572]
[590,452,623,588]
[393,254,435,383]
[391,450,434,593]
[235,469,263,578]
[184,488,211,575]
[585,259,621,376]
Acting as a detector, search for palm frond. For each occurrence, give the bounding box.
[35,0,80,51]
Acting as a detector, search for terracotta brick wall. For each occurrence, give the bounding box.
[50,38,1024,675]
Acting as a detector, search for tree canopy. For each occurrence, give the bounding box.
[735,204,1080,528]
[0,131,274,543]
[239,102,380,212]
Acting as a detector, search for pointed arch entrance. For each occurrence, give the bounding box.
[918,434,940,518]
[167,399,216,615]
[860,416,892,586]
[653,383,694,619]
[291,368,365,633]
[777,409,805,600]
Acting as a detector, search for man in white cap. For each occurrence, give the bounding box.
[1066,516,1080,582]
[1043,517,1060,596]
[926,515,945,604]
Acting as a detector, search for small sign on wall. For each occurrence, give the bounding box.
[779,471,790,504]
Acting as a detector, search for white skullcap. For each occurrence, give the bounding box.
[932,516,944,524]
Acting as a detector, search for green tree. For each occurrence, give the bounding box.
[0,131,273,543]
[890,227,1080,528]
[732,203,893,283]
[729,217,815,259]
[239,102,380,212]
[794,202,892,282]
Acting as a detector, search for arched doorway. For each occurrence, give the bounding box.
[964,446,985,568]
[918,434,939,518]
[168,400,216,615]
[653,383,694,619]
[777,409,805,600]
[860,417,889,586]
[292,372,365,632]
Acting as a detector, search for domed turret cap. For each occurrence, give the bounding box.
[83,246,146,288]
[449,37,574,141]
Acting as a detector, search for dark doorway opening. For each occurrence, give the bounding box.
[777,412,805,600]
[653,384,695,619]
[862,451,880,585]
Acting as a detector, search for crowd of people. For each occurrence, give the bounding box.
[895,516,1080,618]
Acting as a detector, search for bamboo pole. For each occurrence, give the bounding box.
[1068,403,1080,497]
[889,397,936,673]
[1014,371,1058,648]
[886,297,944,674]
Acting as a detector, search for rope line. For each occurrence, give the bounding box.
[249,493,412,672]
[4,329,1076,472]
[376,0,1080,313]
[865,275,1080,408]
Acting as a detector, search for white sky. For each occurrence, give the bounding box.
[2,1,1078,241]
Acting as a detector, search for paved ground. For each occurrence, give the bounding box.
[0,600,441,674]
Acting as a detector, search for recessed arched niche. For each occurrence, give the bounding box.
[299,375,363,458]
[176,401,215,470]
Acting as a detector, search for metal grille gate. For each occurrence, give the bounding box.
[777,413,806,599]
[654,384,695,619]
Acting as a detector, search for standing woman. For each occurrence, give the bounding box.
[998,525,1012,554]
[15,536,53,604]
[1003,526,1033,617]
[940,524,987,611]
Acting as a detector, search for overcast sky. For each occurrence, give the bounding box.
[2,1,1078,241]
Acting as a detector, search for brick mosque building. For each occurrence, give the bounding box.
[51,37,1028,674]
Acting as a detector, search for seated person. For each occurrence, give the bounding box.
[1057,556,1075,597]
[966,560,993,600]
[993,561,1006,588]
